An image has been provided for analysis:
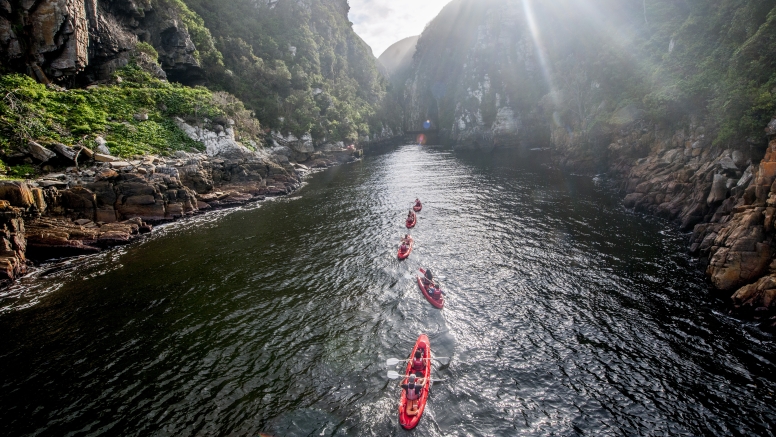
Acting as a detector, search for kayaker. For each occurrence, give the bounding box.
[401,374,427,416]
[424,269,433,282]
[411,350,426,373]
[401,234,412,244]
[400,241,408,253]
[414,198,421,206]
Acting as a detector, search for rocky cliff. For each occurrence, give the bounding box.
[181,0,399,144]
[402,0,534,149]
[398,0,776,326]
[0,0,208,84]
[0,120,357,283]
[377,35,418,83]
[0,0,371,283]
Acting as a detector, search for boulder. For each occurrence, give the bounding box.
[52,143,76,161]
[707,173,728,205]
[26,141,56,162]
[61,187,96,219]
[718,155,738,172]
[731,275,776,314]
[95,169,119,180]
[766,118,776,136]
[732,150,746,168]
[94,153,119,162]
[0,181,35,208]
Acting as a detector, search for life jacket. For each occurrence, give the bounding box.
[406,382,420,400]
[411,357,425,372]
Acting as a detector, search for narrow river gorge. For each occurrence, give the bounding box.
[1,145,774,436]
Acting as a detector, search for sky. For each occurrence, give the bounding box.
[348,0,451,57]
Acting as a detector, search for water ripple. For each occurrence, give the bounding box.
[0,146,774,436]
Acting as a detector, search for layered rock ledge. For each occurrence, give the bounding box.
[0,146,358,284]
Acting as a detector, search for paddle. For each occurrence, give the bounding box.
[387,370,447,382]
[386,357,451,366]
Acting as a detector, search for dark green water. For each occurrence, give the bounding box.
[1,145,774,436]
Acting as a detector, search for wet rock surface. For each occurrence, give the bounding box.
[558,116,776,329]
[0,146,357,284]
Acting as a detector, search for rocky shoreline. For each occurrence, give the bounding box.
[0,144,361,285]
[551,117,776,330]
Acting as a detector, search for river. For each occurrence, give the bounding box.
[0,145,774,436]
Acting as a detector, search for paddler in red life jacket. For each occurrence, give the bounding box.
[401,373,427,416]
[407,210,415,222]
[410,350,426,373]
[414,198,421,207]
[400,234,412,253]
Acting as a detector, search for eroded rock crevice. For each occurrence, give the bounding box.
[0,0,203,84]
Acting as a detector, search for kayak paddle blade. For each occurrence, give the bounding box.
[386,358,402,366]
[435,357,450,365]
[387,370,401,380]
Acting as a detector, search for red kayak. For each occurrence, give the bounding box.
[417,269,444,309]
[413,202,422,212]
[399,334,432,430]
[406,211,417,228]
[398,238,414,260]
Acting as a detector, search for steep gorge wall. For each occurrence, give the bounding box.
[0,0,204,84]
[403,0,540,148]
[401,0,776,326]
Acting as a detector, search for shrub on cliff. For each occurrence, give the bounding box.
[182,0,394,142]
[0,64,263,160]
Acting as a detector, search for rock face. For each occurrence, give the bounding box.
[0,142,358,281]
[0,200,27,281]
[0,152,296,268]
[0,0,203,83]
[681,129,776,329]
[584,116,776,328]
[377,35,419,82]
[403,0,539,149]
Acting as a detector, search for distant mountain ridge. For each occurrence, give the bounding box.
[377,35,419,82]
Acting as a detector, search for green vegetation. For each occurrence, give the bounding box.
[154,0,224,68]
[545,0,776,147]
[181,0,397,142]
[410,0,776,149]
[135,42,159,61]
[6,164,34,179]
[0,63,260,160]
